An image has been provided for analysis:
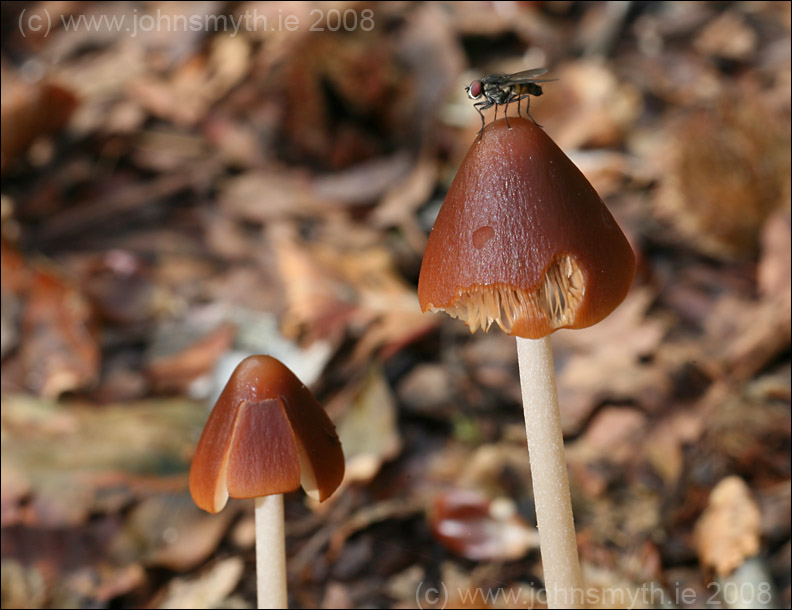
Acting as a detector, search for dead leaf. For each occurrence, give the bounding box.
[321,582,353,609]
[117,493,239,572]
[71,249,156,325]
[704,293,791,383]
[429,489,538,561]
[694,476,761,577]
[0,560,47,610]
[271,225,358,344]
[0,463,31,527]
[20,267,100,398]
[540,60,643,150]
[147,322,236,394]
[332,366,402,485]
[128,34,249,128]
[397,363,455,418]
[552,289,670,434]
[653,99,791,260]
[156,557,244,609]
[218,171,324,224]
[276,27,410,170]
[458,443,532,500]
[758,209,791,303]
[694,11,757,61]
[1,79,78,172]
[570,407,648,466]
[0,238,30,358]
[272,221,432,359]
[327,497,425,559]
[643,408,705,486]
[0,394,206,527]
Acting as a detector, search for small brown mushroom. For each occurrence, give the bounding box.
[189,355,344,609]
[419,118,635,609]
[418,118,634,338]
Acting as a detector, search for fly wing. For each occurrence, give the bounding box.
[507,68,556,83]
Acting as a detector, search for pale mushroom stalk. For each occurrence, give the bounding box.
[517,336,583,609]
[255,495,288,609]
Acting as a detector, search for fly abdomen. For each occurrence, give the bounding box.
[514,82,543,97]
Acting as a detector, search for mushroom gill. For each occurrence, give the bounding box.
[427,254,585,337]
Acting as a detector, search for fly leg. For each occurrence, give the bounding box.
[516,94,531,118]
[473,101,492,135]
[504,98,512,129]
[514,94,542,127]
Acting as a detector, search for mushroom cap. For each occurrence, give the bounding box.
[189,355,344,513]
[418,118,635,339]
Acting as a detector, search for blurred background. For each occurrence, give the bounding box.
[1,1,790,608]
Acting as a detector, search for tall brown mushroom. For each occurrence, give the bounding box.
[419,117,635,609]
[190,355,344,609]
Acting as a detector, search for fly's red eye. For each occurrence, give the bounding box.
[468,81,482,99]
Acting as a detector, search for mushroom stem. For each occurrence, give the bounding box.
[516,336,584,609]
[255,494,288,609]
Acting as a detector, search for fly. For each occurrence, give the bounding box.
[465,68,557,133]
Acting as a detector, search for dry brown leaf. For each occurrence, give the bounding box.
[218,171,323,224]
[34,172,200,243]
[331,366,402,485]
[694,11,758,61]
[0,237,29,294]
[643,408,706,486]
[574,564,656,609]
[373,153,438,228]
[271,225,358,343]
[552,289,670,435]
[458,443,532,500]
[397,363,455,418]
[758,209,791,303]
[429,489,538,562]
[0,238,30,358]
[570,407,648,467]
[694,476,761,577]
[127,33,249,128]
[155,557,243,609]
[118,493,239,572]
[756,481,792,547]
[320,582,353,610]
[565,150,641,200]
[20,267,100,398]
[351,308,437,367]
[0,463,31,527]
[327,496,425,556]
[147,322,236,394]
[704,290,791,383]
[72,563,146,606]
[0,394,206,527]
[272,222,432,359]
[1,79,78,172]
[0,560,47,610]
[567,406,651,499]
[653,99,791,260]
[311,153,414,205]
[370,153,437,253]
[131,130,210,173]
[276,26,410,170]
[71,249,156,325]
[540,60,643,150]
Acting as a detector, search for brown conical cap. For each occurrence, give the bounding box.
[418,118,635,339]
[189,355,345,513]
